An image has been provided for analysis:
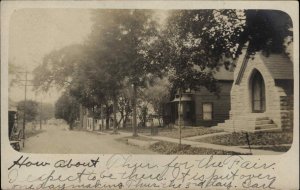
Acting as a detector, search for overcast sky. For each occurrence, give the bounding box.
[9,9,93,104]
[8,9,169,105]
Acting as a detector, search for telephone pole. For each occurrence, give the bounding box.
[22,71,28,148]
[40,98,43,130]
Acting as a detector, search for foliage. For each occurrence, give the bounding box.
[151,10,245,93]
[17,100,39,122]
[55,91,80,129]
[38,103,55,122]
[32,10,293,133]
[117,91,132,128]
[88,10,162,87]
[238,10,293,56]
[32,44,86,91]
[86,10,164,133]
[152,10,293,94]
[140,77,171,125]
[137,104,148,128]
[198,131,293,146]
[9,63,23,87]
[150,141,247,155]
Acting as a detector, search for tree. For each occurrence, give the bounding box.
[55,91,80,130]
[17,100,38,123]
[141,77,171,126]
[32,43,112,129]
[117,90,132,128]
[153,10,293,94]
[32,44,87,91]
[237,10,293,56]
[137,104,148,128]
[9,63,23,87]
[87,10,163,135]
[151,9,293,146]
[38,103,55,123]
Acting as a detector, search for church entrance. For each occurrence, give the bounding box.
[251,70,266,113]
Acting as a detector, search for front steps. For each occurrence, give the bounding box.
[214,116,281,132]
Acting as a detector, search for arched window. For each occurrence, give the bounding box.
[251,70,266,112]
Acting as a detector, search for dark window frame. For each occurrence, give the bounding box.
[202,102,213,121]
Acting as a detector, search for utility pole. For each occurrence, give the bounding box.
[178,88,182,148]
[22,71,28,148]
[40,98,43,130]
[18,71,37,147]
[132,84,137,137]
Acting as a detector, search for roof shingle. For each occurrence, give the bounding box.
[259,53,293,80]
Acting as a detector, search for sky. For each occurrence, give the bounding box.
[8,9,169,105]
[9,9,93,104]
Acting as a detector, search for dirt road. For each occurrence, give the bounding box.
[21,124,156,154]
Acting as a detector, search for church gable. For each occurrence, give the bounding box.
[216,51,294,132]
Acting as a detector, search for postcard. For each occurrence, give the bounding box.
[1,1,299,189]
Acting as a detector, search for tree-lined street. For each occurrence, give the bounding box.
[8,9,293,154]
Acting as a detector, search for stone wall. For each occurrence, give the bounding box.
[280,95,294,131]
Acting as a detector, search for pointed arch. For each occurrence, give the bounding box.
[250,69,266,112]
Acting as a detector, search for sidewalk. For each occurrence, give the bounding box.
[183,131,230,141]
[118,131,282,155]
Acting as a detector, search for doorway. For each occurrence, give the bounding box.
[251,70,266,112]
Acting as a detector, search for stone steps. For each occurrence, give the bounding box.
[252,128,282,133]
[256,119,273,125]
[255,124,277,130]
[254,117,277,130]
[256,117,269,121]
[216,116,280,132]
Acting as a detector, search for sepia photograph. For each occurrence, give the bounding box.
[8,8,294,155]
[2,1,299,190]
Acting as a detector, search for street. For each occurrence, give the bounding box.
[21,124,156,154]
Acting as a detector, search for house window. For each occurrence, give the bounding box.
[203,103,213,120]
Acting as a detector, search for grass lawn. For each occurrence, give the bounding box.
[119,127,152,134]
[249,145,291,152]
[150,141,249,155]
[158,127,223,139]
[198,131,293,146]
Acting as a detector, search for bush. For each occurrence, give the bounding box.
[150,141,249,155]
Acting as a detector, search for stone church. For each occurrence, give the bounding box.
[216,47,294,132]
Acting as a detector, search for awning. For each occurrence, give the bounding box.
[171,95,193,102]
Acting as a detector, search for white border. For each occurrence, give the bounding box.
[1,1,299,189]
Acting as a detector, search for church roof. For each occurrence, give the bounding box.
[213,66,234,81]
[259,53,293,80]
[193,64,234,81]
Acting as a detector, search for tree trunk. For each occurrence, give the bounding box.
[105,105,110,130]
[132,84,137,136]
[101,104,104,131]
[92,106,95,131]
[123,112,129,128]
[113,96,118,133]
[179,89,182,147]
[79,104,83,129]
[69,121,74,130]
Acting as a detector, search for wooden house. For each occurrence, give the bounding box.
[165,67,234,127]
